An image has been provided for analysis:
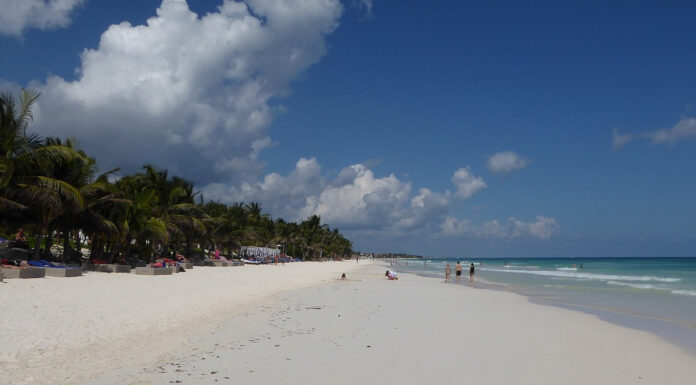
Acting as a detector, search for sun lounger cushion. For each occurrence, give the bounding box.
[28,260,68,268]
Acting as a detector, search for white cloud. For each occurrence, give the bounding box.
[612,117,696,148]
[648,117,696,146]
[611,128,635,149]
[32,0,342,185]
[451,166,486,199]
[356,0,373,15]
[441,216,559,239]
[202,156,324,221]
[203,159,464,232]
[350,0,374,18]
[306,164,411,228]
[487,151,529,174]
[510,216,559,239]
[204,156,558,243]
[0,0,85,36]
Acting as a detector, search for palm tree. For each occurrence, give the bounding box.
[0,91,82,212]
[0,90,39,190]
[74,168,131,262]
[3,140,89,258]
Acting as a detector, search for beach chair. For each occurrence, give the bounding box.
[203,259,227,267]
[1,266,46,279]
[135,267,174,275]
[28,260,82,277]
[95,264,132,273]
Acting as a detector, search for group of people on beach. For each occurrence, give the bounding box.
[382,260,476,283]
[444,261,475,283]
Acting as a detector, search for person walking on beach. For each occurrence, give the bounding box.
[445,262,452,282]
[469,263,475,283]
[455,261,462,282]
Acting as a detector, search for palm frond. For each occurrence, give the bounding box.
[17,89,40,132]
[0,196,28,211]
[142,218,168,242]
[16,145,84,167]
[15,184,61,208]
[35,176,84,209]
[0,156,13,189]
[169,203,203,214]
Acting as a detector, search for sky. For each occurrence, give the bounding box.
[1,0,695,258]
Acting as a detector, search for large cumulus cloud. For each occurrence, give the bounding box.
[203,158,559,239]
[32,0,342,184]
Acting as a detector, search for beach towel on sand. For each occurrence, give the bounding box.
[28,260,66,268]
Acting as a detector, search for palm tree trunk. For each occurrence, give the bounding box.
[185,235,193,259]
[42,226,54,259]
[124,236,133,259]
[89,233,98,261]
[63,231,72,262]
[74,231,82,257]
[33,228,44,258]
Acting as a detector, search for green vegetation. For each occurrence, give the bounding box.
[0,90,353,262]
[375,253,425,259]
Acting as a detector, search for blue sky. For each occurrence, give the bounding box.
[1,0,695,257]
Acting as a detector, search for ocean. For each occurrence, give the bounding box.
[391,257,696,355]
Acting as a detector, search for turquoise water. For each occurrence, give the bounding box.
[393,257,696,354]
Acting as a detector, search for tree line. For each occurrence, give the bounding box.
[0,90,353,262]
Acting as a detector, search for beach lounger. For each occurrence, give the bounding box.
[28,260,83,277]
[95,264,132,273]
[135,267,173,275]
[27,260,55,268]
[1,267,46,279]
[203,259,227,267]
[44,267,82,277]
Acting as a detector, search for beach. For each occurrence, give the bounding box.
[2,262,695,385]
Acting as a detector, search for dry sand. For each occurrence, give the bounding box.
[0,261,364,384]
[2,261,695,384]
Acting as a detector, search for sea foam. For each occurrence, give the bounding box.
[481,268,681,283]
[671,290,696,297]
[606,281,672,291]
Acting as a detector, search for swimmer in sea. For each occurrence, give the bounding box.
[455,261,462,282]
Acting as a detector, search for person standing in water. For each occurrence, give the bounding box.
[445,262,452,282]
[455,261,462,282]
[469,263,475,283]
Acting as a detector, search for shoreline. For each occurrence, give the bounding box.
[397,260,696,356]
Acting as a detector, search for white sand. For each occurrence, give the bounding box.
[0,261,364,384]
[2,262,695,385]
